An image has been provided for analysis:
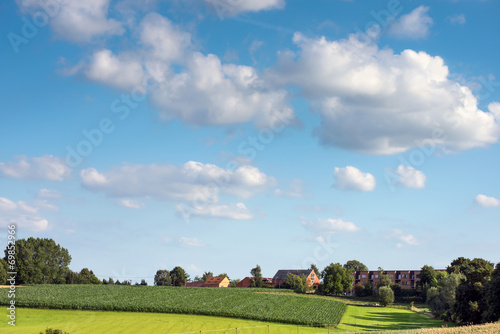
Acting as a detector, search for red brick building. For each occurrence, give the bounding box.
[352,269,445,290]
[236,276,273,287]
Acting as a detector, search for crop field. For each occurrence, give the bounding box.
[0,286,346,326]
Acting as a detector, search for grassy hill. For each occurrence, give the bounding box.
[0,286,346,326]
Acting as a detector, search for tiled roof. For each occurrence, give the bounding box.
[273,269,313,281]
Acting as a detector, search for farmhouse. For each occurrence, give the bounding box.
[203,276,230,288]
[236,276,273,287]
[273,269,319,287]
[185,282,204,287]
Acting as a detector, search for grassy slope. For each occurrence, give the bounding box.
[1,308,335,334]
[337,305,449,332]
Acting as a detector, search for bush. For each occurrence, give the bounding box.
[378,286,394,307]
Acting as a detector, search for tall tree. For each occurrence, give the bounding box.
[4,237,71,284]
[170,266,188,286]
[378,286,394,307]
[0,258,8,285]
[251,265,263,288]
[377,267,392,288]
[154,270,172,286]
[483,263,500,323]
[202,271,214,282]
[322,263,353,295]
[344,260,368,272]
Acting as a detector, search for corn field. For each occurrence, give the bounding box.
[0,285,347,326]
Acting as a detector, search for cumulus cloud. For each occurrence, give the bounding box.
[176,202,254,220]
[389,6,433,39]
[301,217,360,234]
[274,179,307,198]
[392,229,419,247]
[204,0,285,16]
[388,165,426,189]
[80,161,276,202]
[17,0,124,42]
[178,237,206,248]
[0,155,71,181]
[118,199,145,209]
[273,33,500,154]
[475,194,500,208]
[333,166,376,192]
[150,52,295,128]
[85,50,145,90]
[0,197,57,231]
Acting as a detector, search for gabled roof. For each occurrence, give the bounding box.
[273,269,313,281]
[203,276,229,286]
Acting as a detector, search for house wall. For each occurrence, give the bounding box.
[352,270,444,290]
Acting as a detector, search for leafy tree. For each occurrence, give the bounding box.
[4,237,71,284]
[154,270,172,286]
[354,282,365,296]
[377,267,392,288]
[361,281,374,296]
[202,271,214,282]
[483,263,500,323]
[309,264,320,278]
[140,279,147,286]
[344,260,368,272]
[108,277,114,285]
[378,286,394,307]
[426,273,464,319]
[449,258,493,324]
[0,258,8,285]
[322,263,353,295]
[230,278,241,287]
[74,268,101,284]
[416,265,438,302]
[251,265,263,288]
[391,283,402,297]
[170,266,188,286]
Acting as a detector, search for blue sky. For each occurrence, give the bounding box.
[1,0,499,284]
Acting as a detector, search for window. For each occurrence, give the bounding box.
[361,275,367,278]
[388,275,393,279]
[370,275,373,279]
[375,274,379,278]
[398,275,401,279]
[403,274,408,278]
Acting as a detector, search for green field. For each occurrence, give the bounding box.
[0,306,451,334]
[0,286,346,326]
[337,305,450,332]
[0,308,333,334]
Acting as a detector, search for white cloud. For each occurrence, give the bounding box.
[204,0,285,16]
[17,0,124,42]
[37,189,62,199]
[140,13,192,64]
[392,229,419,246]
[0,155,72,181]
[301,217,360,234]
[389,6,433,39]
[118,199,145,209]
[85,50,145,90]
[273,33,500,155]
[274,179,307,198]
[333,166,376,192]
[150,52,295,128]
[176,202,254,220]
[449,14,466,25]
[178,237,206,248]
[0,197,57,231]
[388,165,426,189]
[475,194,500,208]
[80,161,276,202]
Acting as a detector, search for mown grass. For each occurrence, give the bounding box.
[336,305,450,332]
[0,285,346,326]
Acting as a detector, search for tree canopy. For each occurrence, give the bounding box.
[321,263,353,295]
[250,265,263,288]
[154,269,172,286]
[344,260,368,272]
[4,237,71,284]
